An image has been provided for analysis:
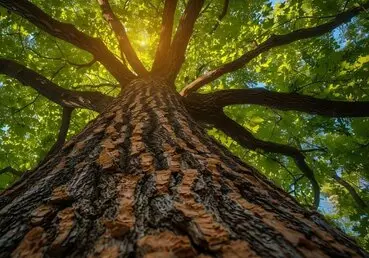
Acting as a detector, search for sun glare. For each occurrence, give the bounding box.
[139,39,148,47]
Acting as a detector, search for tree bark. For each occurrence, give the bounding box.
[183,90,369,117]
[0,78,367,258]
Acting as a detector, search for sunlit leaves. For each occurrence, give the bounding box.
[1,0,369,250]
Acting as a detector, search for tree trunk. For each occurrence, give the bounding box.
[0,78,367,258]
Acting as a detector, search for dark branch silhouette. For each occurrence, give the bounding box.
[0,59,113,112]
[213,113,320,209]
[42,107,73,162]
[67,58,97,69]
[181,2,369,95]
[184,89,369,117]
[210,0,230,34]
[0,0,135,85]
[165,0,205,81]
[0,167,22,177]
[333,174,368,210]
[23,40,97,69]
[184,99,321,208]
[97,0,148,75]
[152,0,178,72]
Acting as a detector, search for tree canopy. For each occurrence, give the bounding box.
[1,0,369,251]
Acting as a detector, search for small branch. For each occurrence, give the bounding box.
[26,41,97,70]
[147,1,161,15]
[43,107,73,160]
[152,0,178,72]
[0,58,113,113]
[181,2,369,95]
[164,0,205,81]
[72,83,120,89]
[183,89,369,117]
[13,94,40,114]
[0,167,23,177]
[301,147,327,153]
[209,0,230,34]
[258,151,299,181]
[288,175,305,193]
[220,114,320,209]
[54,41,97,70]
[67,58,96,69]
[0,0,135,85]
[97,0,147,75]
[333,174,368,210]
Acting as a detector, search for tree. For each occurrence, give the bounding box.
[0,0,369,256]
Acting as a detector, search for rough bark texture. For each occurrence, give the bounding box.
[183,90,369,117]
[0,79,367,258]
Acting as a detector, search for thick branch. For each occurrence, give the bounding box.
[185,103,321,208]
[185,89,369,117]
[217,114,320,208]
[0,59,113,113]
[43,107,73,161]
[333,174,368,210]
[0,167,22,177]
[210,0,230,34]
[0,0,135,85]
[152,0,178,72]
[181,2,369,95]
[165,0,205,81]
[97,0,147,75]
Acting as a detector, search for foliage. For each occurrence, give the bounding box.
[1,0,369,250]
